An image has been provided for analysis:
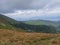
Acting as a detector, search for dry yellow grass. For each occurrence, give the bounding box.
[0,29,60,45]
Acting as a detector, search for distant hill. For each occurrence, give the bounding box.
[18,20,58,33]
[23,20,58,26]
[0,14,59,33]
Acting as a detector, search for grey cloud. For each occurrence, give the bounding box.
[0,0,51,13]
[0,0,60,13]
[0,0,32,13]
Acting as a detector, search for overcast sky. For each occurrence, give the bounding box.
[0,0,60,21]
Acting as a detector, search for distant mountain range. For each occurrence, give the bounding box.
[0,14,60,33]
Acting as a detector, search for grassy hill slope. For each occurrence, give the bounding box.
[0,14,18,29]
[23,20,58,26]
[0,29,60,45]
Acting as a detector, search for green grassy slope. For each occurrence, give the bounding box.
[23,20,58,26]
[0,14,28,32]
[0,14,18,29]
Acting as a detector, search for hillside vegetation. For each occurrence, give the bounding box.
[23,20,56,26]
[0,14,60,33]
[21,20,60,33]
[0,14,17,29]
[0,29,60,45]
[0,14,25,32]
